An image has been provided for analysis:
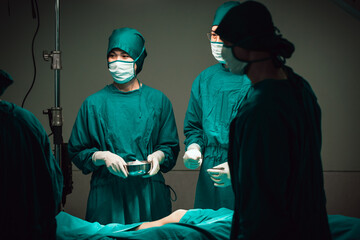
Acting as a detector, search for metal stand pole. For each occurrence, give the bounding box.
[43,0,73,207]
[43,0,63,165]
[54,0,62,165]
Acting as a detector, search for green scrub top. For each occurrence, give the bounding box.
[68,83,180,225]
[0,101,63,240]
[228,66,332,239]
[184,63,251,210]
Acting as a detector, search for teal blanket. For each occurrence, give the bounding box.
[56,208,360,240]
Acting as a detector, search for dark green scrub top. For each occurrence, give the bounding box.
[228,67,332,239]
[0,100,63,240]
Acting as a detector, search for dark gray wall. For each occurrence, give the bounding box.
[1,0,359,219]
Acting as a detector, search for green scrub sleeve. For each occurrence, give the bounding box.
[68,100,105,174]
[156,95,180,173]
[183,76,204,151]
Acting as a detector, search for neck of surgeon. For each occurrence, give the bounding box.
[114,77,140,92]
[245,50,287,84]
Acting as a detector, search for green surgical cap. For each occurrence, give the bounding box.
[212,1,240,26]
[0,69,13,96]
[107,28,147,74]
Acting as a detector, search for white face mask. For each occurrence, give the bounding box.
[221,45,248,75]
[210,42,226,64]
[108,60,135,84]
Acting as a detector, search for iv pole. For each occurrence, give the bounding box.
[43,0,62,165]
[43,0,73,207]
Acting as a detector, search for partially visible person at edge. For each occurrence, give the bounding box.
[68,28,180,225]
[183,1,251,210]
[216,1,332,239]
[0,69,63,240]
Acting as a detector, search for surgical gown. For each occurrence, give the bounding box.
[68,83,180,225]
[184,63,251,209]
[0,101,63,240]
[228,66,332,239]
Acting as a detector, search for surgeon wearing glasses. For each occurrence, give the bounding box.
[68,28,180,225]
[183,1,251,210]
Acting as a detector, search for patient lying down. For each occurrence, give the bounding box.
[56,208,233,240]
[56,208,360,240]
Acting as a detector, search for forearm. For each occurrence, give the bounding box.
[157,145,179,172]
[135,209,188,230]
[184,125,204,151]
[184,91,204,150]
[68,145,99,174]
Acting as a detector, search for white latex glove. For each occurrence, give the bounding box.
[92,151,128,178]
[183,143,202,169]
[143,150,165,178]
[207,162,231,188]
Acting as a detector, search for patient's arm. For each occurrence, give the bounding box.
[135,209,188,230]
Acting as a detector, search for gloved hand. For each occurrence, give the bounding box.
[143,150,165,178]
[92,151,128,178]
[207,162,231,188]
[183,143,202,169]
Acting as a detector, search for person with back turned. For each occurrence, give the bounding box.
[215,1,332,239]
[0,70,63,240]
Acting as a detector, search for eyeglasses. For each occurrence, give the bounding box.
[207,32,220,42]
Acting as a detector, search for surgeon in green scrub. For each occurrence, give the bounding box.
[183,1,250,210]
[0,70,63,240]
[68,28,180,225]
[216,1,332,239]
